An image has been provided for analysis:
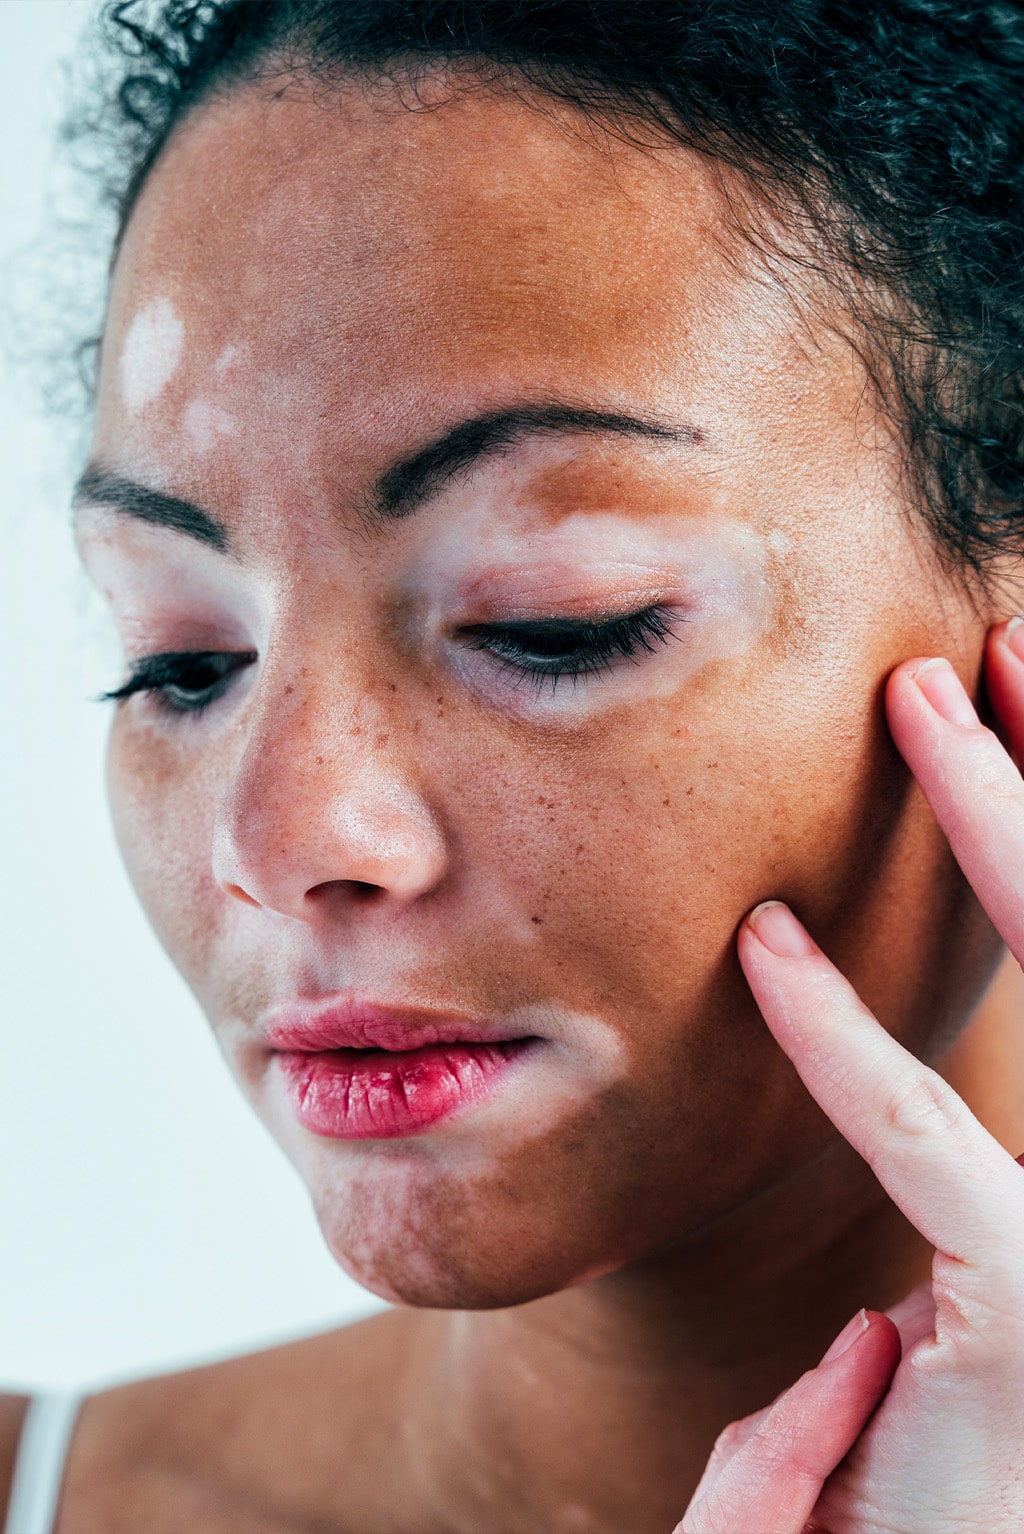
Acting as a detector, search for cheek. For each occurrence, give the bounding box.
[446,679,774,1020]
[441,643,941,1069]
[106,716,226,994]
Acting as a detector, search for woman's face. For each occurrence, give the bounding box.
[77,75,1001,1307]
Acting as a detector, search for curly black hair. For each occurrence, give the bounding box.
[76,0,1024,581]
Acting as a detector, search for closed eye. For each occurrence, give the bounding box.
[461,604,681,690]
[101,650,257,715]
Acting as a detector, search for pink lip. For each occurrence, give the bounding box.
[264,999,536,1140]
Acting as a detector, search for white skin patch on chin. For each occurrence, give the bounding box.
[119,296,184,414]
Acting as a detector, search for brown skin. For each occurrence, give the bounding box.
[12,70,1021,1532]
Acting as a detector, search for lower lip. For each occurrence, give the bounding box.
[275,1040,532,1139]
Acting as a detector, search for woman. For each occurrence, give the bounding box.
[4,0,1024,1528]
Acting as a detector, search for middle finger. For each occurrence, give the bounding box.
[885,654,1024,963]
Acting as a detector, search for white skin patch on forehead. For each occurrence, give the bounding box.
[119,296,184,414]
[214,342,239,375]
[183,397,236,453]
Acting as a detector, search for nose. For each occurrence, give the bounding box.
[212,681,448,920]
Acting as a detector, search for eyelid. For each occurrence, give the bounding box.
[461,603,682,692]
[460,600,676,631]
[456,579,679,626]
[101,649,257,706]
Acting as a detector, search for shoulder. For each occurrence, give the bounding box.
[0,1394,30,1528]
[60,1309,416,1533]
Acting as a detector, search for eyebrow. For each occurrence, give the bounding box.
[74,401,702,548]
[74,466,230,553]
[371,402,701,519]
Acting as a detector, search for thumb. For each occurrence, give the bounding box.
[677,1309,901,1534]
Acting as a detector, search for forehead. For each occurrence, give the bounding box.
[108,76,726,347]
[97,76,822,439]
[90,72,883,583]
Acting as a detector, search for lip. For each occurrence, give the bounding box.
[264,998,537,1140]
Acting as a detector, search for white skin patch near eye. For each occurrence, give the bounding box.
[119,296,185,414]
[415,511,775,719]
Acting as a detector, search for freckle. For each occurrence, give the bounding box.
[686,787,694,796]
[284,685,294,695]
[576,844,585,854]
[531,916,543,924]
[663,798,670,806]
[316,755,324,765]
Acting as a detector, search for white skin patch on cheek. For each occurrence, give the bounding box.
[119,296,185,414]
[454,1001,628,1151]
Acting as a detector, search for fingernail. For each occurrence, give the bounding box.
[821,1308,869,1364]
[910,658,979,728]
[1005,616,1024,663]
[747,901,817,958]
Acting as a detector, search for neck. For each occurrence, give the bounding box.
[404,951,1024,1534]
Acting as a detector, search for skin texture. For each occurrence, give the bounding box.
[679,642,1024,1531]
[51,70,1024,1532]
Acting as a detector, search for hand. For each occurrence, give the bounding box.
[677,1307,900,1533]
[679,620,1024,1533]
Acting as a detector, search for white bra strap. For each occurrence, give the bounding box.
[4,1393,83,1534]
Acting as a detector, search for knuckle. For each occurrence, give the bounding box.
[968,745,1024,802]
[876,1067,967,1141]
[931,1260,1024,1361]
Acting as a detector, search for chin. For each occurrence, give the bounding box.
[307,1163,635,1310]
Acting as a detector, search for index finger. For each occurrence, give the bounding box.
[738,900,1024,1281]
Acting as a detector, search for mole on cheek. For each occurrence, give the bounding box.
[119,295,185,414]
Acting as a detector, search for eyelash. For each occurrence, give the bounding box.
[463,603,680,690]
[102,605,678,715]
[102,651,258,715]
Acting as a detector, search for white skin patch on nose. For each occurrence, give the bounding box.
[119,296,184,414]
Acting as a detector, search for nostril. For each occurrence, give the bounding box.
[308,878,385,905]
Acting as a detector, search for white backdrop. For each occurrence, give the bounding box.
[0,0,383,1394]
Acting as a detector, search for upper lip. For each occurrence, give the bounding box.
[263,996,528,1054]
